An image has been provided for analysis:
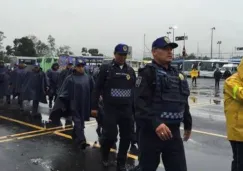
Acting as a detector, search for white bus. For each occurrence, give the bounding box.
[199,59,228,78]
[182,60,202,77]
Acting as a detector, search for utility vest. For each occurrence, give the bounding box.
[103,63,135,105]
[149,63,190,124]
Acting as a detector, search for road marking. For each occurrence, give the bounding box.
[54,128,139,160]
[54,127,165,168]
[189,128,226,138]
[0,125,72,140]
[0,130,55,143]
[0,115,44,130]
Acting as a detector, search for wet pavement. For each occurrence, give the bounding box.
[0,78,232,171]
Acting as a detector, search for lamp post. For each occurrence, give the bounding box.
[217,41,222,59]
[169,26,177,57]
[210,27,216,59]
[167,32,171,39]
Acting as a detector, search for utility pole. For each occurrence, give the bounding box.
[210,27,216,59]
[143,34,146,59]
[167,32,171,39]
[217,41,222,58]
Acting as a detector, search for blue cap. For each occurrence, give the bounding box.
[75,58,86,66]
[152,36,178,49]
[114,44,129,54]
[33,63,40,67]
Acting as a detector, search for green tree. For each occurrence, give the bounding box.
[13,37,37,56]
[0,31,6,51]
[6,45,14,56]
[35,40,49,56]
[186,53,196,59]
[47,35,56,54]
[57,45,73,56]
[143,57,152,60]
[81,47,88,53]
[88,48,99,56]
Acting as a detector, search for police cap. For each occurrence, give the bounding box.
[152,36,178,49]
[114,44,129,54]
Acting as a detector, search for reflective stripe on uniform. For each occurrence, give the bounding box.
[233,85,239,99]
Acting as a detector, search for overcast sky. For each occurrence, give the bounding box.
[1,0,243,59]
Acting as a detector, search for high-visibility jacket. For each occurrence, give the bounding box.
[224,58,243,141]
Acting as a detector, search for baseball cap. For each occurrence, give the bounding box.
[114,44,129,54]
[75,58,86,67]
[152,36,178,49]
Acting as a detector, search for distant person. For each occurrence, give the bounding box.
[214,68,222,89]
[223,69,232,80]
[224,58,243,171]
[190,67,199,86]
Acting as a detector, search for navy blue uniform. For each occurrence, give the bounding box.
[135,60,192,171]
[56,66,94,146]
[46,65,60,108]
[92,59,136,167]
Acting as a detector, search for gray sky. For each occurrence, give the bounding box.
[1,0,243,59]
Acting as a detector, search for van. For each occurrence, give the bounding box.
[220,64,238,75]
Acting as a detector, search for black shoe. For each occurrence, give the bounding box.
[117,165,128,171]
[80,142,90,150]
[102,160,110,167]
[129,165,141,171]
[112,143,117,149]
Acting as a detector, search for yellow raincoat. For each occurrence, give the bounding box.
[190,69,199,78]
[224,59,243,141]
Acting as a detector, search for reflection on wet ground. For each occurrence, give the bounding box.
[0,78,232,171]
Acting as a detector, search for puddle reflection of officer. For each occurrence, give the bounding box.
[91,44,136,171]
[134,37,192,171]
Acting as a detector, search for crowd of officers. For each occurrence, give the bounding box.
[0,36,193,171]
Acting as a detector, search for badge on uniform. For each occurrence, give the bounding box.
[126,74,130,80]
[135,76,142,87]
[179,73,184,80]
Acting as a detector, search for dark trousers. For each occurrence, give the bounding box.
[32,100,39,114]
[215,79,220,89]
[49,94,57,106]
[230,141,243,171]
[6,95,10,104]
[139,126,187,171]
[72,110,86,144]
[101,104,133,165]
[192,77,197,85]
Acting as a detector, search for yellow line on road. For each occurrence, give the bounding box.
[0,126,73,143]
[0,115,44,130]
[0,125,72,140]
[54,128,138,160]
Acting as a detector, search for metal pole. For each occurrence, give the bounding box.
[173,28,175,58]
[218,43,220,58]
[211,29,213,59]
[143,34,145,59]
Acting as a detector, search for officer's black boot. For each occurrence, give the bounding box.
[117,163,128,171]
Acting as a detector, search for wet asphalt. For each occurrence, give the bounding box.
[0,78,232,171]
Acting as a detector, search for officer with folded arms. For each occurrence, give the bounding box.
[134,36,192,171]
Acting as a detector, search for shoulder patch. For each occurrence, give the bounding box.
[135,76,142,87]
[179,73,185,80]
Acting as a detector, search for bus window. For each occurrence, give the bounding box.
[45,58,52,63]
[20,59,36,65]
[37,58,42,63]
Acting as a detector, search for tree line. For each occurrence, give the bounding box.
[0,31,104,62]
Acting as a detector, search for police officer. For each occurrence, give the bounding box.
[91,44,136,171]
[134,37,192,171]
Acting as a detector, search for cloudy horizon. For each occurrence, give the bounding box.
[1,0,243,59]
